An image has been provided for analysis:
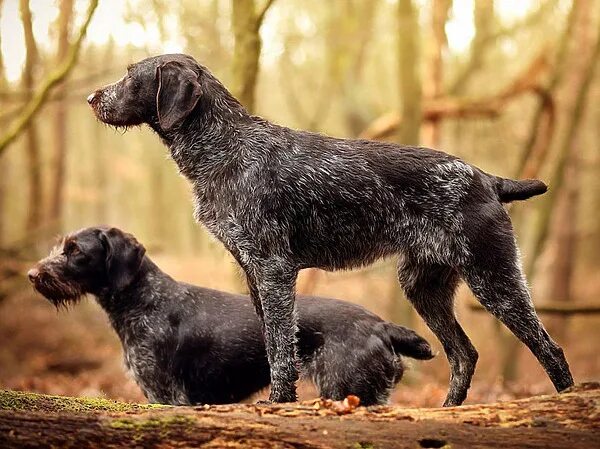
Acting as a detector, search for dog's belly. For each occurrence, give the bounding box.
[289,212,468,270]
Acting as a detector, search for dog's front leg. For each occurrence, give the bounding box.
[251,260,299,403]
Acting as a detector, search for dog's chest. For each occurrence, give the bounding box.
[120,326,188,404]
[122,339,161,396]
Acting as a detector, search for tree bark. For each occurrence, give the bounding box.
[1,384,598,449]
[324,0,378,137]
[449,0,494,95]
[49,0,75,229]
[397,0,422,146]
[231,0,275,113]
[499,0,596,384]
[525,2,600,282]
[516,0,579,181]
[389,0,423,327]
[0,0,7,246]
[546,152,580,339]
[422,0,451,147]
[19,0,43,232]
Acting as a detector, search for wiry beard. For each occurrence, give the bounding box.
[93,115,136,134]
[31,276,86,310]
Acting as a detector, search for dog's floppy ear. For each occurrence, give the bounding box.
[99,228,146,291]
[156,61,202,131]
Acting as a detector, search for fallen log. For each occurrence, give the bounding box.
[0,383,598,449]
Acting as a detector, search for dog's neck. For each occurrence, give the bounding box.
[95,257,175,339]
[147,70,257,187]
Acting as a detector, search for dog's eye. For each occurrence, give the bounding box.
[64,243,82,258]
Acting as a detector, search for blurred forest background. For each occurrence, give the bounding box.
[0,0,598,406]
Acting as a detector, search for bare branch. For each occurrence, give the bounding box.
[361,51,551,140]
[0,0,99,156]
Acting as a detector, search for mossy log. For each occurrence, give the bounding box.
[1,383,598,449]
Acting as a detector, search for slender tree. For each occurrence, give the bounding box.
[389,0,422,326]
[449,0,495,95]
[0,0,6,245]
[516,0,579,179]
[324,0,378,136]
[19,0,43,232]
[529,5,600,283]
[49,0,75,228]
[397,0,422,145]
[423,0,452,147]
[500,0,597,383]
[231,0,275,113]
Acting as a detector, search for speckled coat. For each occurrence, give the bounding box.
[88,54,574,406]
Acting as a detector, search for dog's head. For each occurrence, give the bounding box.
[87,54,204,131]
[28,227,146,308]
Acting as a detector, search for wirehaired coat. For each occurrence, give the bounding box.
[28,227,433,405]
[87,54,574,406]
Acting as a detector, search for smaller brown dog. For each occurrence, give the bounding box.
[29,226,434,405]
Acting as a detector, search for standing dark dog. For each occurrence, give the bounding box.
[28,227,433,405]
[88,54,573,406]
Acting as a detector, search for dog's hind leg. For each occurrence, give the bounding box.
[398,258,478,407]
[461,214,574,393]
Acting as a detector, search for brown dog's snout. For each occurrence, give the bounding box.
[27,267,40,283]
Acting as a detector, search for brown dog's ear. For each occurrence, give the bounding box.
[99,228,146,291]
[156,61,202,131]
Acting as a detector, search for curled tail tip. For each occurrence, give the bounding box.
[498,178,548,203]
[410,340,435,360]
[385,323,435,360]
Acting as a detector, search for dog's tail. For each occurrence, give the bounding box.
[380,322,435,360]
[495,177,548,203]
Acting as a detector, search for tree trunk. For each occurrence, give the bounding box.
[526,0,599,282]
[231,0,274,113]
[390,0,422,326]
[516,0,579,181]
[0,0,7,246]
[49,0,75,229]
[499,0,589,383]
[546,153,580,340]
[422,0,451,147]
[397,0,422,145]
[449,0,494,95]
[20,0,43,233]
[323,0,378,137]
[230,0,275,291]
[1,384,598,449]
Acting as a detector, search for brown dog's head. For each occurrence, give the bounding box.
[28,227,146,308]
[87,54,204,132]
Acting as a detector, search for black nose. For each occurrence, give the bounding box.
[87,92,97,105]
[27,268,39,282]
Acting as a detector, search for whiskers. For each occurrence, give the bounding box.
[32,273,85,311]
